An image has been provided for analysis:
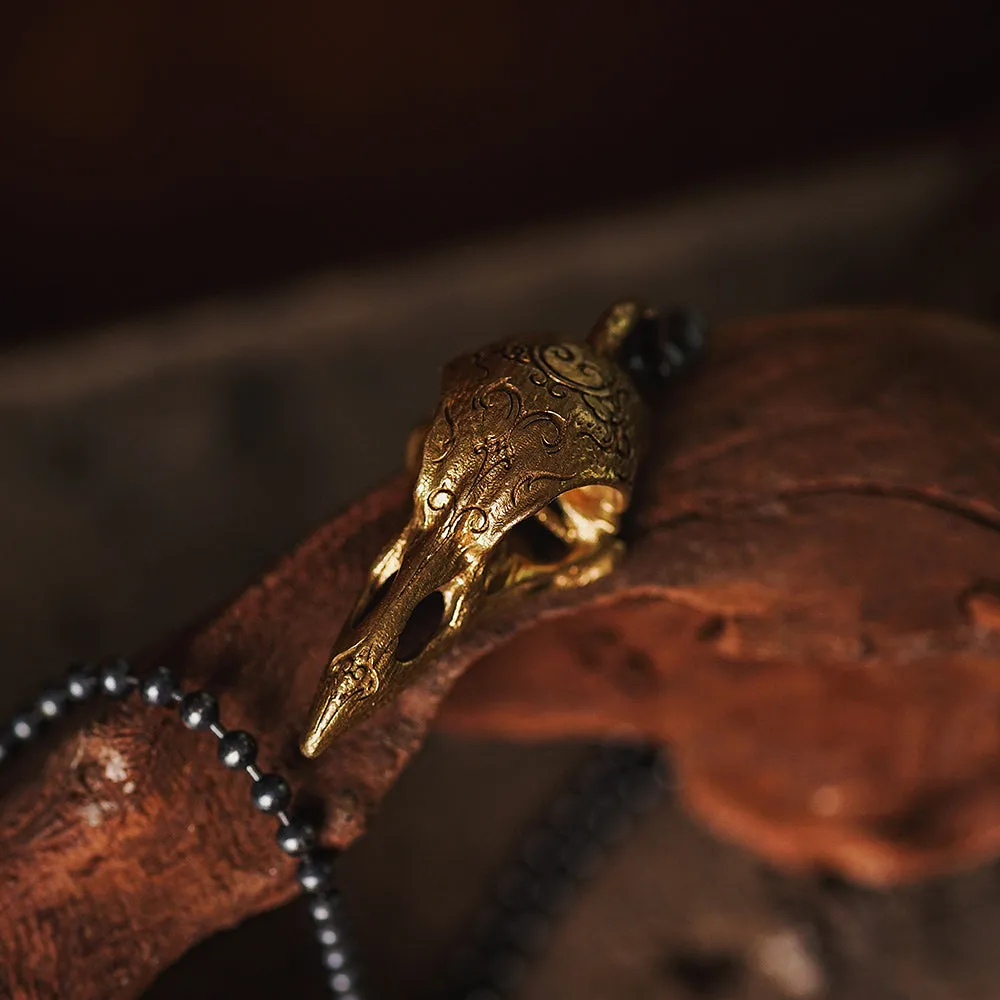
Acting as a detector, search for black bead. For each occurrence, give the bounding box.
[548,791,589,829]
[521,830,560,873]
[308,893,341,923]
[251,773,290,813]
[665,306,707,355]
[618,759,667,812]
[179,691,219,730]
[99,658,134,698]
[576,751,624,793]
[316,920,341,947]
[218,730,257,769]
[0,734,12,763]
[470,905,504,944]
[277,816,316,856]
[506,912,551,956]
[496,868,535,910]
[321,946,348,971]
[529,870,576,916]
[297,856,333,893]
[11,711,40,741]
[37,688,68,720]
[559,833,603,881]
[66,663,98,701]
[327,970,357,996]
[619,307,707,396]
[140,666,178,707]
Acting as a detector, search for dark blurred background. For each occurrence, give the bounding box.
[4,4,1000,998]
[4,1,1000,342]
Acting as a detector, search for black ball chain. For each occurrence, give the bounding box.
[0,308,701,999]
[0,659,362,1000]
[619,306,707,398]
[0,660,669,1000]
[441,743,670,1000]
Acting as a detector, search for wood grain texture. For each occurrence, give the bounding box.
[0,478,417,999]
[1,309,999,997]
[439,308,1000,884]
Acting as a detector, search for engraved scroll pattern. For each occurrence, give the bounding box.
[423,341,636,534]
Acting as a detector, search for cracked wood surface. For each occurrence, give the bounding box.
[1,309,999,998]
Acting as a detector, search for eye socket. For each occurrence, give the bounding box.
[352,571,398,628]
[507,502,571,564]
[396,590,445,663]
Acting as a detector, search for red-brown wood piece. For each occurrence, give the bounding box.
[1,310,999,998]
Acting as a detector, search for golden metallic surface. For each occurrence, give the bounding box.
[300,302,650,758]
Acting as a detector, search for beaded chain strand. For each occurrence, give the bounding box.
[0,660,362,999]
[0,309,703,997]
[0,660,668,1000]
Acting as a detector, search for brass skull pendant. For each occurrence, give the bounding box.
[300,301,654,757]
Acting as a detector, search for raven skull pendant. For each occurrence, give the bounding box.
[300,301,656,758]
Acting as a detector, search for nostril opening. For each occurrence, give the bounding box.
[352,571,398,628]
[396,590,445,662]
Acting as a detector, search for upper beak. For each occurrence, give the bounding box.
[299,686,339,758]
[298,528,470,759]
[299,642,380,758]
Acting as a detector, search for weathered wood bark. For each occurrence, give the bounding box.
[1,309,999,998]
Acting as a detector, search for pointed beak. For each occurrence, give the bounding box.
[299,687,339,758]
[299,531,473,758]
[299,640,385,758]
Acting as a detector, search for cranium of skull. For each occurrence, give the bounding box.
[300,302,648,757]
